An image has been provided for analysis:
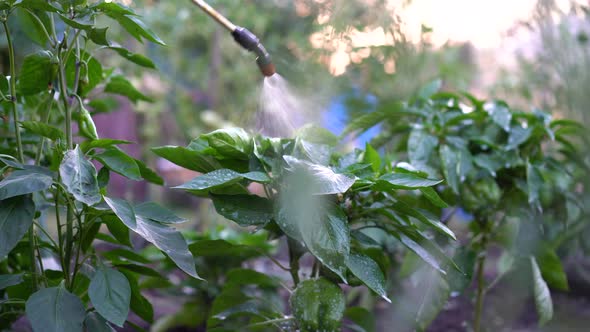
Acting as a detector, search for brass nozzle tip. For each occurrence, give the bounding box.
[259,62,276,77]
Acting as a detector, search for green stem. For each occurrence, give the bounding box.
[473,231,489,332]
[3,18,38,291]
[34,91,56,165]
[22,8,56,47]
[288,240,300,286]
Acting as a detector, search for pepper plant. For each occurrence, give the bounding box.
[0,1,199,331]
[153,125,461,331]
[344,80,587,331]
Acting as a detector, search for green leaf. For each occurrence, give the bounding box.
[18,50,55,95]
[104,75,153,103]
[133,158,164,185]
[0,273,23,290]
[25,285,86,332]
[94,148,141,181]
[527,162,543,209]
[104,197,200,279]
[398,234,444,274]
[375,173,443,190]
[59,13,94,30]
[102,248,150,264]
[408,128,438,167]
[94,2,136,16]
[87,27,110,46]
[0,169,52,200]
[283,156,355,195]
[536,246,568,291]
[346,253,390,302]
[419,187,448,208]
[344,307,375,332]
[103,46,156,69]
[446,247,476,294]
[16,0,60,12]
[103,215,132,247]
[188,240,261,260]
[174,169,243,191]
[474,154,502,177]
[20,121,64,140]
[119,270,153,323]
[89,267,131,327]
[202,128,253,159]
[104,12,165,45]
[151,145,221,173]
[342,109,387,136]
[211,195,273,227]
[0,196,35,259]
[414,268,450,331]
[16,8,50,46]
[134,201,186,224]
[531,257,553,326]
[392,203,456,240]
[80,139,131,152]
[439,145,459,193]
[290,278,345,332]
[487,103,512,131]
[84,312,116,332]
[60,146,101,205]
[363,143,381,172]
[506,125,533,150]
[417,79,442,99]
[277,194,350,280]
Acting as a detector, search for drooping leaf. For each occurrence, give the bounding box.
[0,196,35,259]
[342,109,387,136]
[89,267,131,327]
[60,146,101,205]
[527,162,543,209]
[0,273,24,290]
[0,169,52,200]
[211,195,273,227]
[20,121,64,140]
[103,46,156,69]
[506,125,533,150]
[487,103,512,131]
[80,139,131,152]
[59,13,94,30]
[536,246,568,291]
[398,234,444,274]
[94,148,141,181]
[25,285,86,332]
[531,257,553,326]
[408,128,438,167]
[290,278,345,332]
[417,79,442,99]
[133,158,164,185]
[439,145,459,193]
[346,253,390,302]
[419,187,448,208]
[103,12,165,45]
[16,8,51,46]
[104,75,153,103]
[174,169,242,191]
[104,197,199,279]
[344,307,375,332]
[414,268,451,331]
[188,240,261,260]
[84,312,116,332]
[135,201,186,224]
[363,143,381,172]
[119,270,153,323]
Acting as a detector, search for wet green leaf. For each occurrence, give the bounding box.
[531,257,553,326]
[346,253,390,302]
[212,194,273,227]
[135,201,186,224]
[0,273,24,290]
[60,146,101,205]
[20,121,64,140]
[104,75,153,103]
[103,46,156,69]
[536,246,568,291]
[94,148,141,181]
[18,51,55,95]
[84,312,116,332]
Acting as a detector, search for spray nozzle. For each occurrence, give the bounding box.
[190,0,275,77]
[232,27,275,77]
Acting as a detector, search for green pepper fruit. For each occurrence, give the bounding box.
[290,277,345,332]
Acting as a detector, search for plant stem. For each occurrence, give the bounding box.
[287,239,300,286]
[3,18,39,291]
[34,91,56,165]
[473,231,489,332]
